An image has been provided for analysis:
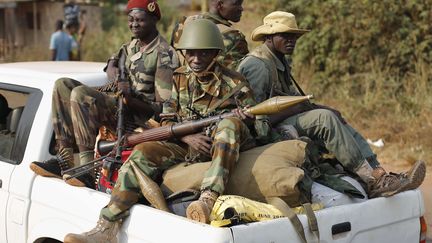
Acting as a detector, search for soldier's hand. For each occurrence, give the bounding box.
[232,107,255,125]
[180,133,212,155]
[106,59,118,82]
[118,81,131,96]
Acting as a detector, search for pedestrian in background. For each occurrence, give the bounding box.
[49,20,75,61]
[65,21,80,60]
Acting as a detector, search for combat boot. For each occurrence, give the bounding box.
[368,160,426,198]
[63,217,121,243]
[368,170,405,198]
[63,172,95,189]
[63,150,96,189]
[30,148,74,178]
[396,160,426,192]
[186,190,219,223]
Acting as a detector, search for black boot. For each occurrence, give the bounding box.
[62,150,96,188]
[63,172,95,189]
[30,148,74,178]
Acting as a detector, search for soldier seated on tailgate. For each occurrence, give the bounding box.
[63,19,271,243]
[30,0,178,189]
[237,11,426,199]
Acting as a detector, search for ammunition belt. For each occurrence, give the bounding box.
[95,81,118,93]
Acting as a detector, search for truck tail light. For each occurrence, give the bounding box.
[420,216,427,243]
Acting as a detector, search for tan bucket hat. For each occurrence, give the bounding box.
[251,11,310,41]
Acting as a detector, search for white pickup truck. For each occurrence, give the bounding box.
[0,61,427,243]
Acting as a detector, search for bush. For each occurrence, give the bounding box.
[275,0,432,99]
[245,0,432,163]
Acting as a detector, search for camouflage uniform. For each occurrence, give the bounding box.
[237,44,381,171]
[53,34,178,157]
[101,63,271,221]
[173,12,248,70]
[202,12,249,70]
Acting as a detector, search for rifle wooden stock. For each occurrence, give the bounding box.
[97,95,313,155]
[127,125,174,145]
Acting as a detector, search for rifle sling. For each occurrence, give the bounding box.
[205,82,247,115]
[289,73,306,96]
[303,202,320,240]
[266,197,321,243]
[266,197,307,243]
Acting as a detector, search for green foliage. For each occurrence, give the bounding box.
[157,0,179,39]
[101,0,127,31]
[81,17,129,62]
[101,5,118,31]
[248,1,432,162]
[275,0,432,104]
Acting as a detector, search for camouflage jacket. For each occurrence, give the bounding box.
[173,13,248,70]
[202,12,249,70]
[237,44,300,103]
[112,34,179,114]
[162,63,271,143]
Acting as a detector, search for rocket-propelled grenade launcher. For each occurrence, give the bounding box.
[97,95,313,155]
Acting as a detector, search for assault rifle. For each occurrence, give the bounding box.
[63,47,128,183]
[97,95,313,155]
[101,46,128,185]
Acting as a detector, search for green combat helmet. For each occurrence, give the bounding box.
[176,19,224,50]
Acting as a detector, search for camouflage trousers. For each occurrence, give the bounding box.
[101,117,254,221]
[277,108,380,172]
[52,78,117,150]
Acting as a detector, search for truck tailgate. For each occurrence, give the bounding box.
[230,190,424,243]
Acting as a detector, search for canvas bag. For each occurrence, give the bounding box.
[161,140,308,207]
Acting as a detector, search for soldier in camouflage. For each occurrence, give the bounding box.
[173,0,248,70]
[63,19,271,243]
[30,0,178,188]
[238,11,426,199]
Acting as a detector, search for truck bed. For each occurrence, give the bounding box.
[28,176,424,243]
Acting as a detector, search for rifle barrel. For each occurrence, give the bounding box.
[115,96,124,160]
[62,155,108,178]
[64,162,102,181]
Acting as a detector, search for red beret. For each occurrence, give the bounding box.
[126,0,161,20]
